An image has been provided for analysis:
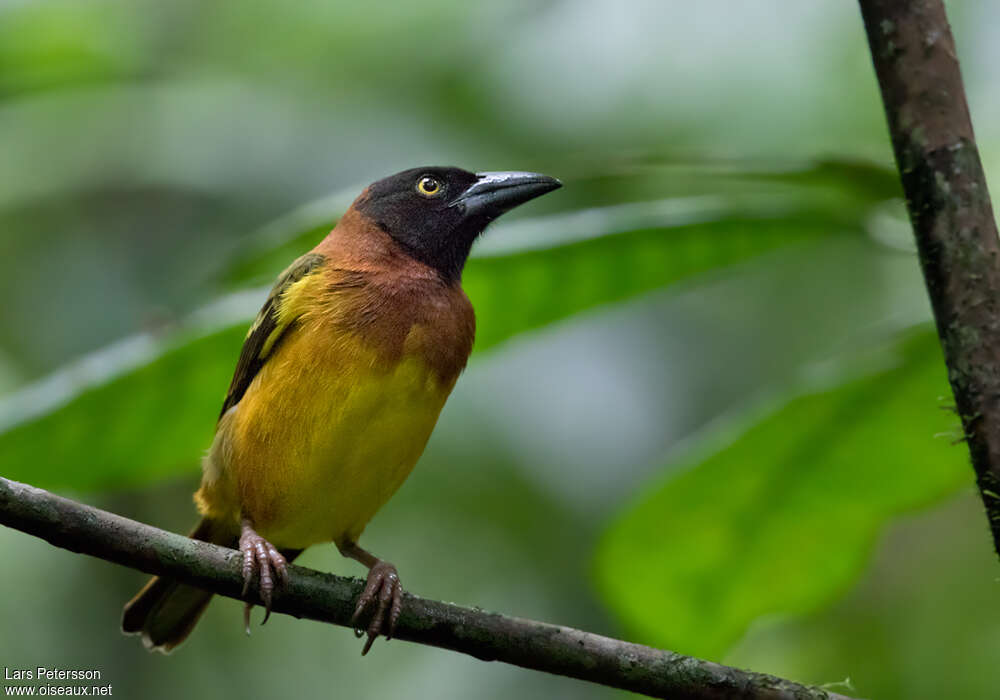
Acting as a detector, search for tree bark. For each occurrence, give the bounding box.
[858,0,1000,554]
[0,476,856,700]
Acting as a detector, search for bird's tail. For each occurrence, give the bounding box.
[121,517,235,653]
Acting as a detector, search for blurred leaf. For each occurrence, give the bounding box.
[0,4,135,97]
[750,158,902,203]
[0,162,897,490]
[221,160,898,287]
[0,290,268,490]
[593,329,970,661]
[0,327,245,490]
[467,216,843,353]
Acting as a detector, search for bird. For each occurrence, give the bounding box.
[121,166,561,654]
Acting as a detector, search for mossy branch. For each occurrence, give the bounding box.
[859,0,1000,556]
[0,476,855,700]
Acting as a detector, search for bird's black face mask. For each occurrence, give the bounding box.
[356,166,561,282]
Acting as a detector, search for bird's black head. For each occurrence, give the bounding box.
[354,166,561,282]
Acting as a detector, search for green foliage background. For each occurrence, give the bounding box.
[1,2,998,699]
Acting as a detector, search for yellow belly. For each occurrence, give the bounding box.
[195,326,455,549]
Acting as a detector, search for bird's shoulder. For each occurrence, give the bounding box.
[218,252,328,419]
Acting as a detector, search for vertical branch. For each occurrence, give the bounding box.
[858,0,1000,555]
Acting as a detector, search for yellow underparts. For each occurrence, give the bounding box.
[195,318,456,550]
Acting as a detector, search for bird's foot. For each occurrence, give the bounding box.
[239,520,289,631]
[351,561,403,655]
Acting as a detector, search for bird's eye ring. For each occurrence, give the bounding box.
[416,176,442,197]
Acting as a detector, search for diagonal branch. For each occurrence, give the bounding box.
[0,476,855,700]
[858,0,1000,557]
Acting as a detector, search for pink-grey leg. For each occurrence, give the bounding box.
[239,518,289,631]
[337,541,404,655]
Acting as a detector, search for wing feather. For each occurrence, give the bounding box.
[218,252,326,419]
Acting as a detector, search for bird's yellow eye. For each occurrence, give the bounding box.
[416,176,442,197]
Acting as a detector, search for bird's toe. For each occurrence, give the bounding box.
[353,561,403,655]
[238,521,288,628]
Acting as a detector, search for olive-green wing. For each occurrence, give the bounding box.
[218,252,326,420]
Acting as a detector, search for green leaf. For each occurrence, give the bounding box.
[0,163,896,490]
[593,329,971,661]
[220,160,898,288]
[466,216,844,353]
[0,322,249,491]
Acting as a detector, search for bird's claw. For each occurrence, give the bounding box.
[239,524,288,631]
[351,561,403,655]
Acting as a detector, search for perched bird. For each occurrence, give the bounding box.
[121,167,561,654]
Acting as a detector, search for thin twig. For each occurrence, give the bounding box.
[859,0,1000,556]
[0,476,856,700]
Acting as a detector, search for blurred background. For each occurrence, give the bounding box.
[1,1,999,698]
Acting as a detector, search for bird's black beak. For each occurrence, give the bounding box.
[451,171,562,220]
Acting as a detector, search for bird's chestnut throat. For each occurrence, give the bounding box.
[353,189,481,283]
